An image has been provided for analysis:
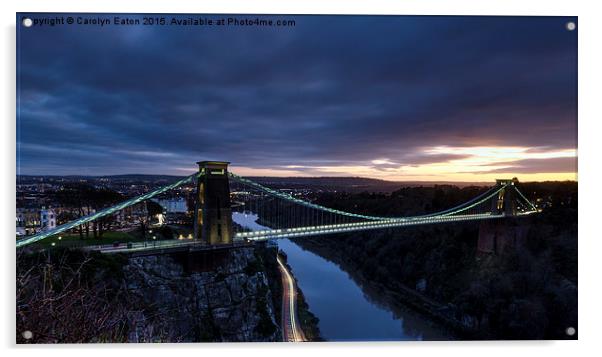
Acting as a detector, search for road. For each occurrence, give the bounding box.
[277,254,307,342]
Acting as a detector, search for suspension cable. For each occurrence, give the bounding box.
[16,172,200,248]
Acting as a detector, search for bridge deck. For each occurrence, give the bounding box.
[84,240,253,255]
[237,213,510,241]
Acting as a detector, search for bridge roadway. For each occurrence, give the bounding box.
[235,212,530,241]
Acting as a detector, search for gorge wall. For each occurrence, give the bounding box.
[17,247,281,343]
[124,247,280,342]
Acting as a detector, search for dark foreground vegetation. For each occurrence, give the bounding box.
[295,181,577,340]
[16,249,131,342]
[17,247,282,343]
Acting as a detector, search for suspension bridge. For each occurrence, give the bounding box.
[15,161,538,250]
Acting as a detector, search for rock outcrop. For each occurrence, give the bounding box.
[123,247,280,342]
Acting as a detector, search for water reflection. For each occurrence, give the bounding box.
[232,212,449,341]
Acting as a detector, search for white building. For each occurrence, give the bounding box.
[40,208,56,231]
[16,207,56,236]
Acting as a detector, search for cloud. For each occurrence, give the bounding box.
[17,14,577,180]
[476,157,577,174]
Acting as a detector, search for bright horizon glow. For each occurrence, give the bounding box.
[226,145,578,182]
[28,145,576,183]
[226,168,577,183]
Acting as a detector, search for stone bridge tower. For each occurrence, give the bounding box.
[193,161,233,245]
[478,178,527,255]
[491,178,519,216]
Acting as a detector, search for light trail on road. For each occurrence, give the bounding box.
[277,254,306,342]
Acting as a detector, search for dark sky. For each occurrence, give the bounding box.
[17,14,577,181]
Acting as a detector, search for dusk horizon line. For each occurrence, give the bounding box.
[16,172,578,184]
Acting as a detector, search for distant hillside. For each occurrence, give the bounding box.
[16,174,504,192]
[17,174,185,183]
[247,176,490,193]
[98,174,184,181]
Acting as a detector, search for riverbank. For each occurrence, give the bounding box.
[277,238,450,341]
[292,237,466,339]
[255,242,322,341]
[291,209,578,340]
[278,252,322,341]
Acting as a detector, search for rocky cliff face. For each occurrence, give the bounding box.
[123,247,280,342]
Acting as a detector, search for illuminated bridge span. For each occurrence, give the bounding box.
[228,173,536,242]
[16,161,538,249]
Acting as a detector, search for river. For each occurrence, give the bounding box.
[232,212,450,341]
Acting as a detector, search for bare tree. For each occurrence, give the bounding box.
[16,250,129,343]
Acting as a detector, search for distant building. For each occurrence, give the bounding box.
[16,207,56,236]
[153,197,188,213]
[40,208,56,231]
[114,204,146,226]
[150,197,191,226]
